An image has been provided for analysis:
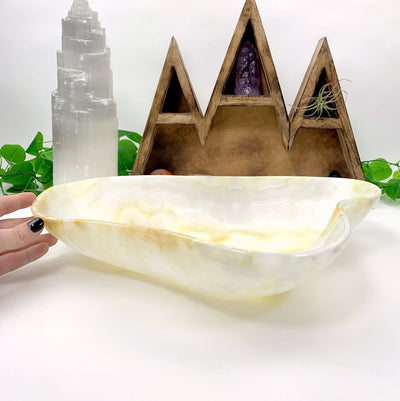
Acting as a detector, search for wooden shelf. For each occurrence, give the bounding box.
[157,113,194,125]
[133,0,364,180]
[288,37,364,179]
[300,117,342,129]
[219,95,275,107]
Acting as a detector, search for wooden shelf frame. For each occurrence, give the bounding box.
[289,37,364,180]
[204,0,289,144]
[132,0,364,180]
[132,37,204,175]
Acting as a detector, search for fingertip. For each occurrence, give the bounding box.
[17,192,37,205]
[22,191,37,200]
[0,242,50,276]
[27,242,50,261]
[0,192,37,218]
[37,242,50,253]
[18,192,37,211]
[48,236,58,247]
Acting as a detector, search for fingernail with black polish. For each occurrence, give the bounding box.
[28,218,44,233]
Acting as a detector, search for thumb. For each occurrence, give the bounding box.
[0,218,45,254]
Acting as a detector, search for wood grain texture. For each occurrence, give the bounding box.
[156,113,193,125]
[144,107,293,176]
[300,118,342,129]
[219,95,275,107]
[289,128,351,178]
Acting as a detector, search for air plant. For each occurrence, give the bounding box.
[300,80,347,120]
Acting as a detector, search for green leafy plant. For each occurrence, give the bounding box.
[0,130,141,196]
[118,130,142,176]
[0,132,53,196]
[362,158,400,201]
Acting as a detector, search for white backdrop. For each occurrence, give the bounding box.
[0,0,399,161]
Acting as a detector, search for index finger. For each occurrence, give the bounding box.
[0,193,36,217]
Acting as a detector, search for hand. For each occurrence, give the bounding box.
[0,192,57,276]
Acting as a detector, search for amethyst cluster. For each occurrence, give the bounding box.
[234,40,261,95]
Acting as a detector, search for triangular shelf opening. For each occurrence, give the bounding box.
[222,21,270,96]
[161,67,190,113]
[304,68,339,119]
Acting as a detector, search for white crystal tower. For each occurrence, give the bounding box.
[52,0,118,184]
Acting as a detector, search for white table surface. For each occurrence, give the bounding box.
[1,199,400,401]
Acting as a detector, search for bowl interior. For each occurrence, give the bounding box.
[34,176,379,253]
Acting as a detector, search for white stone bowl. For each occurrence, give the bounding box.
[32,176,380,299]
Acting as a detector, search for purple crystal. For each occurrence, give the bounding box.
[234,40,261,96]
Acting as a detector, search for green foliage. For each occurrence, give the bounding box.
[1,144,26,163]
[119,129,142,144]
[118,130,141,176]
[362,158,400,201]
[0,130,142,196]
[0,133,52,196]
